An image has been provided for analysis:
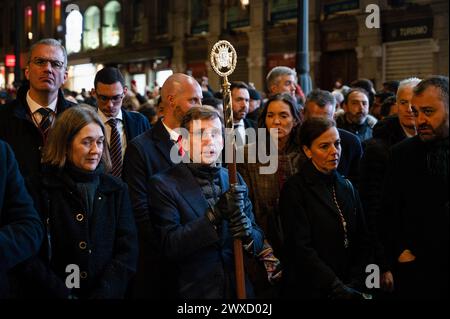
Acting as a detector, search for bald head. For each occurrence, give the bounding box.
[160,73,203,128]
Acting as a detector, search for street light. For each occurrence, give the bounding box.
[240,0,250,7]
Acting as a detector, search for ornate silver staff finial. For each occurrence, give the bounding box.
[210,40,237,134]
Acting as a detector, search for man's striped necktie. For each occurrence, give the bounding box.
[107,118,123,177]
[36,107,53,142]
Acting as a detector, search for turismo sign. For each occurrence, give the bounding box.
[383,19,433,42]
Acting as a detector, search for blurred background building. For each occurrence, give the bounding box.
[0,0,448,93]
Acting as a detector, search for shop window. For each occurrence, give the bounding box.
[190,0,209,35]
[102,1,121,47]
[54,0,62,35]
[132,0,145,43]
[37,2,46,38]
[225,0,250,30]
[25,6,33,47]
[65,9,83,54]
[84,6,100,50]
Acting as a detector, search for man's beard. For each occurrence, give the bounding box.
[174,105,184,124]
[349,113,367,125]
[418,119,449,142]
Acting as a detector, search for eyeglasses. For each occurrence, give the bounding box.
[96,93,124,103]
[32,57,65,69]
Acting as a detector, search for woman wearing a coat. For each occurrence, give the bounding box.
[279,117,371,299]
[21,105,138,299]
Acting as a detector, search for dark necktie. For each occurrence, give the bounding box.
[234,123,245,145]
[107,118,123,177]
[36,107,52,141]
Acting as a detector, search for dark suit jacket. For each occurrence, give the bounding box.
[0,140,43,297]
[0,84,75,178]
[359,115,408,271]
[380,136,449,298]
[121,108,151,142]
[337,128,363,186]
[149,163,264,299]
[122,119,177,298]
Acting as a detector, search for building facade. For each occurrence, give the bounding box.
[0,0,448,93]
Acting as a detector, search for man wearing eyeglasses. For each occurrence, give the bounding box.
[0,38,75,178]
[93,67,150,178]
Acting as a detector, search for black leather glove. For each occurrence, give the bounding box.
[207,184,246,226]
[329,278,369,300]
[228,210,252,240]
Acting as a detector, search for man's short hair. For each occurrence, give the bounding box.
[202,97,222,110]
[305,89,337,111]
[28,38,68,67]
[344,87,369,105]
[266,66,296,91]
[94,67,125,88]
[181,105,223,131]
[397,77,421,93]
[350,78,374,94]
[248,88,262,101]
[413,75,449,110]
[380,96,397,118]
[383,80,400,93]
[230,81,249,92]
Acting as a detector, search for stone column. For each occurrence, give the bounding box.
[170,0,188,73]
[206,0,222,91]
[355,0,383,88]
[431,1,449,76]
[309,0,321,88]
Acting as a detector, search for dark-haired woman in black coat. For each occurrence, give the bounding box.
[279,118,372,299]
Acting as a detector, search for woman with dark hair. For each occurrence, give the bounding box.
[20,105,138,299]
[237,93,305,297]
[279,117,371,299]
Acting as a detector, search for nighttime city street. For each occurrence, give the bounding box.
[0,0,448,309]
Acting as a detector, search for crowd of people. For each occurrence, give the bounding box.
[0,38,448,300]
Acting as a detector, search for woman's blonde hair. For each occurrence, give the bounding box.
[42,104,111,171]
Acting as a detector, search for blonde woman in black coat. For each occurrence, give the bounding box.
[279,118,371,299]
[20,105,138,299]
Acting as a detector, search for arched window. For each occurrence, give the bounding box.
[102,1,121,47]
[83,6,100,50]
[65,9,83,54]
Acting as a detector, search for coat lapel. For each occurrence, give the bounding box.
[121,109,132,142]
[152,120,175,165]
[175,165,209,218]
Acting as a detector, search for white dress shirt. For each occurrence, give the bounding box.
[26,91,57,127]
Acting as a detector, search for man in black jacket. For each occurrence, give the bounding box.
[380,76,449,299]
[335,88,376,143]
[0,139,43,297]
[149,106,263,298]
[359,77,421,293]
[122,73,202,298]
[0,38,75,178]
